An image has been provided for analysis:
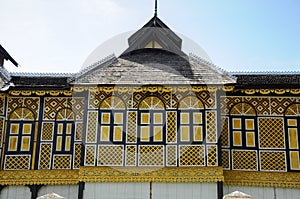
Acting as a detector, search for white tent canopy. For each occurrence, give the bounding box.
[223,191,252,199]
[37,193,65,199]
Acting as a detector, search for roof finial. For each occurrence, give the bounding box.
[154,0,158,17]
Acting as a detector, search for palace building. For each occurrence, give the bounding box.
[0,5,300,199]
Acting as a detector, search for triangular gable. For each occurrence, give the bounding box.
[122,16,184,56]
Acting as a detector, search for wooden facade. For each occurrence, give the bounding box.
[0,12,299,199]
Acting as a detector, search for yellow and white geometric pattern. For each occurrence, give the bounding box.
[207,145,218,166]
[0,117,4,147]
[167,111,177,143]
[85,145,96,166]
[4,155,31,170]
[139,145,164,166]
[41,122,54,141]
[39,144,52,169]
[86,111,98,143]
[232,150,257,170]
[126,111,137,143]
[179,145,205,166]
[7,97,40,120]
[43,97,84,120]
[260,151,286,171]
[259,118,285,149]
[74,144,82,169]
[206,111,217,143]
[221,117,229,147]
[98,145,123,166]
[0,96,5,115]
[222,149,230,169]
[166,145,177,166]
[53,155,71,169]
[125,145,136,166]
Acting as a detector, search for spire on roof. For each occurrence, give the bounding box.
[154,0,158,17]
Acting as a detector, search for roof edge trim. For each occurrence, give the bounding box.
[189,53,237,82]
[231,71,300,75]
[0,67,12,81]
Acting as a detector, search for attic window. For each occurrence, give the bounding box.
[145,41,163,49]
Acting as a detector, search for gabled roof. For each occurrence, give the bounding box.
[72,12,236,85]
[0,44,18,67]
[72,48,236,85]
[122,15,184,56]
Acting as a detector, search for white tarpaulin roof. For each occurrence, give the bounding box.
[37,193,65,199]
[223,191,251,198]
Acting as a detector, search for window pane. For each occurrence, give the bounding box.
[57,123,63,135]
[246,132,255,147]
[289,128,299,149]
[290,151,300,170]
[288,119,297,127]
[23,124,32,134]
[245,119,254,130]
[10,124,19,134]
[154,126,163,141]
[114,126,123,141]
[102,113,110,124]
[194,126,203,141]
[66,123,72,135]
[65,136,71,151]
[56,136,62,151]
[114,113,123,124]
[233,131,242,146]
[101,126,110,141]
[232,118,241,129]
[154,113,163,124]
[181,113,189,124]
[141,126,149,141]
[193,113,202,124]
[21,136,31,151]
[141,113,150,124]
[9,136,18,151]
[180,126,189,141]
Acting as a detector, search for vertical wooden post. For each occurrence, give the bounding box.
[78,182,85,199]
[150,181,152,199]
[28,185,43,199]
[217,182,224,199]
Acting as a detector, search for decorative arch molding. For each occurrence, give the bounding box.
[138,96,165,110]
[8,107,36,121]
[229,102,257,116]
[284,103,300,116]
[55,108,76,121]
[99,96,126,109]
[178,95,205,109]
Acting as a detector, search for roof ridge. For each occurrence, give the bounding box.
[75,54,116,78]
[0,67,11,81]
[10,72,74,77]
[231,71,300,75]
[189,53,237,82]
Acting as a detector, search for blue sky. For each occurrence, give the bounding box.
[0,0,299,73]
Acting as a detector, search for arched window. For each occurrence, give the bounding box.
[229,102,257,148]
[99,96,126,143]
[284,103,300,170]
[6,107,35,153]
[4,107,36,170]
[178,96,205,143]
[138,96,165,143]
[54,108,75,153]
